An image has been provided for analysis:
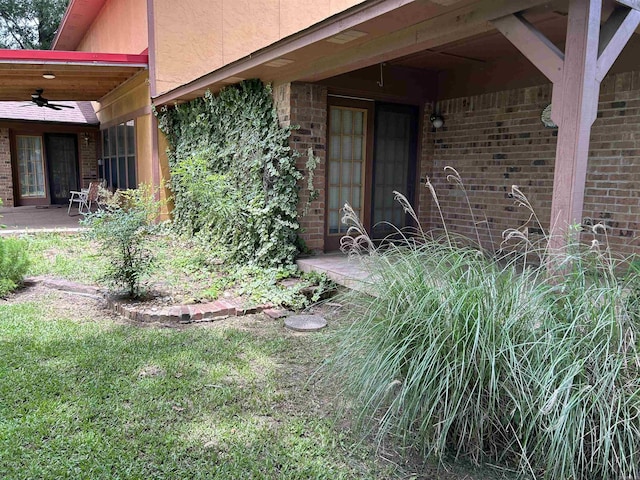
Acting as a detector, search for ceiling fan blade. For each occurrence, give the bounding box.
[46,105,63,111]
[48,103,75,109]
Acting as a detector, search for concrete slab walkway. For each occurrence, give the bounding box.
[0,205,86,235]
[296,253,371,292]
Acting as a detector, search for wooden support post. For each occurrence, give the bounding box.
[493,0,640,249]
[548,0,600,246]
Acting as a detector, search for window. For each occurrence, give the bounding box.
[16,135,46,198]
[101,120,136,189]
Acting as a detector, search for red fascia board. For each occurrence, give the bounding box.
[0,49,148,66]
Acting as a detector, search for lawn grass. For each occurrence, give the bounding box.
[0,298,384,479]
[23,232,224,299]
[23,232,332,307]
[12,231,524,479]
[25,233,105,284]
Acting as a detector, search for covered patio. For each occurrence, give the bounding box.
[0,49,148,210]
[0,205,86,234]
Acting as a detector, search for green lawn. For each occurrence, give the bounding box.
[0,298,384,479]
[6,232,520,479]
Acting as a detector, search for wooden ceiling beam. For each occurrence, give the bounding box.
[492,13,564,83]
[615,0,640,11]
[597,6,640,80]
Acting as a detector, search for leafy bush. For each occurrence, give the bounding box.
[329,173,640,480]
[82,185,161,298]
[157,79,301,267]
[232,266,336,310]
[0,237,30,296]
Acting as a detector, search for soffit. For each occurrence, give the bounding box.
[0,50,148,101]
[152,0,554,105]
[154,0,640,105]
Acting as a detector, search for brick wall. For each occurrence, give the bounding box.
[425,70,640,257]
[0,128,13,207]
[78,131,99,188]
[417,101,435,228]
[274,82,328,252]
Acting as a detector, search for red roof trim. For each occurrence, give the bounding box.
[0,49,148,66]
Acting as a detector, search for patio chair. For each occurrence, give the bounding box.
[67,182,100,215]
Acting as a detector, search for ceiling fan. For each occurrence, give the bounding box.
[28,89,74,110]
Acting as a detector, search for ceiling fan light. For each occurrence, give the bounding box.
[42,73,56,80]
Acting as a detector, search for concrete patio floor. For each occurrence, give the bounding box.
[296,253,371,292]
[0,205,86,235]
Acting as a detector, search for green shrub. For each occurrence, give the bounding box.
[232,265,336,310]
[329,175,640,479]
[0,237,30,296]
[157,79,301,267]
[82,185,161,298]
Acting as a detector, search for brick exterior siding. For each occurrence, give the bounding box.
[424,70,640,258]
[274,82,328,252]
[78,131,99,188]
[275,73,640,256]
[0,128,13,206]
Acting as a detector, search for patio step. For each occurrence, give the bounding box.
[296,254,371,293]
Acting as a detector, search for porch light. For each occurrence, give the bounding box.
[42,73,56,79]
[430,113,444,129]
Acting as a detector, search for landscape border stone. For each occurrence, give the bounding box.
[24,276,274,325]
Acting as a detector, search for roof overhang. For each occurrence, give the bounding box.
[52,0,108,51]
[152,0,552,106]
[0,49,148,101]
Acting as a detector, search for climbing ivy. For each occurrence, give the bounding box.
[157,80,301,267]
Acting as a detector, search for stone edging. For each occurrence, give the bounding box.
[25,276,290,324]
[106,297,269,324]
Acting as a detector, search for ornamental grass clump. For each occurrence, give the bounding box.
[330,169,640,480]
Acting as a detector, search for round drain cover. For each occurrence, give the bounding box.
[284,314,327,332]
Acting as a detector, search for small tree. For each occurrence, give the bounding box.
[82,185,162,298]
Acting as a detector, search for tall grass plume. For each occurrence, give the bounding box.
[328,171,640,480]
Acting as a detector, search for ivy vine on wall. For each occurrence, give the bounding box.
[156,80,302,267]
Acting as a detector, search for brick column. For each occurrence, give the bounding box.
[0,128,14,207]
[78,131,99,188]
[274,82,328,252]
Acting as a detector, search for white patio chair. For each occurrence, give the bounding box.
[67,182,99,215]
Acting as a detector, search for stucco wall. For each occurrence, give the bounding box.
[152,0,365,95]
[424,70,640,258]
[77,0,148,54]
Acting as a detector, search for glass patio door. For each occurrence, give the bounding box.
[371,103,418,239]
[325,102,372,250]
[324,98,417,251]
[16,135,47,205]
[45,134,79,204]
